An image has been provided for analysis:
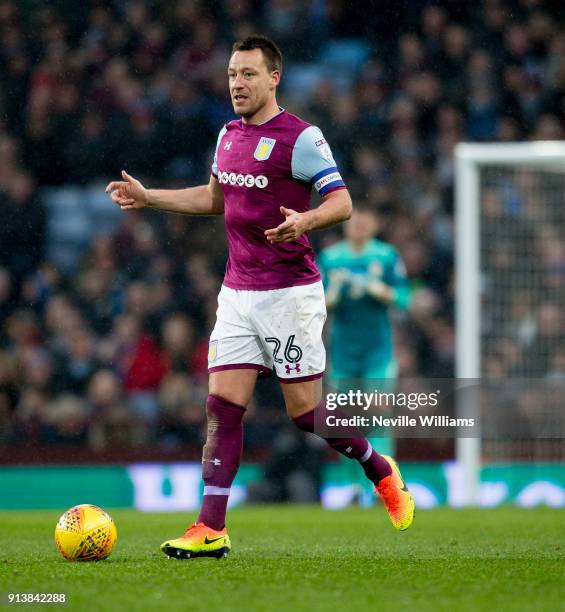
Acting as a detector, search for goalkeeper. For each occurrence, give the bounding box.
[318,207,410,456]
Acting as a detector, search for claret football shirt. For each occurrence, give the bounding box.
[212,109,346,290]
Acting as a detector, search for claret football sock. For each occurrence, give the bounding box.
[293,403,392,484]
[358,445,394,484]
[197,394,246,531]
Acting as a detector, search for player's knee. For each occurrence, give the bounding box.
[209,370,257,406]
[205,394,246,428]
[282,381,323,419]
[286,399,317,421]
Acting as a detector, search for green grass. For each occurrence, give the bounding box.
[0,507,564,611]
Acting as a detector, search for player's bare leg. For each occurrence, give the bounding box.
[282,377,323,420]
[209,368,258,407]
[282,378,414,530]
[160,369,258,558]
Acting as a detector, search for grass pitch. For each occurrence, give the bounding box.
[1,506,563,611]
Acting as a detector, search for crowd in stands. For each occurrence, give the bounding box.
[0,0,563,453]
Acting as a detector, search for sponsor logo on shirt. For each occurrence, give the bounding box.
[315,138,333,161]
[218,170,269,189]
[254,137,276,161]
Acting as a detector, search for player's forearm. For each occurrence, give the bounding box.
[392,285,411,309]
[304,189,352,231]
[367,281,411,308]
[146,185,223,216]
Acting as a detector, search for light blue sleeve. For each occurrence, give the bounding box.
[211,125,228,176]
[291,126,346,196]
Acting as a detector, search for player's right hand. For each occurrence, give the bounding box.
[105,170,148,209]
[328,268,350,287]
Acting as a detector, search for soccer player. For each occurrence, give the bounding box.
[106,35,414,559]
[319,207,411,461]
[320,208,410,383]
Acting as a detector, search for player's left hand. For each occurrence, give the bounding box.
[367,279,394,303]
[265,207,309,244]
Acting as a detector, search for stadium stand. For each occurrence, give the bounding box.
[0,0,563,461]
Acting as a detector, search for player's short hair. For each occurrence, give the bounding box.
[232,35,283,74]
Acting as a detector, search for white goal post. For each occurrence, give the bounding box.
[455,141,565,506]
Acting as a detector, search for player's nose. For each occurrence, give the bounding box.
[232,73,246,89]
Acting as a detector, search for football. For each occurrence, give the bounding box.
[55,504,117,561]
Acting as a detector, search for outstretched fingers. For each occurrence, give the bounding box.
[266,219,291,235]
[105,181,128,193]
[110,191,135,207]
[265,226,296,243]
[106,170,136,192]
[268,235,292,244]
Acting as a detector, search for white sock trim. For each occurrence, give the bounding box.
[203,486,231,496]
[359,441,373,463]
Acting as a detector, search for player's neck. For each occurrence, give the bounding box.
[349,240,367,253]
[242,99,282,126]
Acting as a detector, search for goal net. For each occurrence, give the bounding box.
[455,142,565,505]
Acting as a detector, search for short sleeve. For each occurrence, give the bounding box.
[211,125,228,177]
[291,126,346,196]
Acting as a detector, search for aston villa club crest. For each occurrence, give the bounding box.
[208,340,218,362]
[254,137,276,160]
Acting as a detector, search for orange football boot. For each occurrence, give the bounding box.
[160,522,231,559]
[375,455,415,530]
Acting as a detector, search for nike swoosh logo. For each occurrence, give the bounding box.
[397,474,408,492]
[393,463,409,492]
[204,536,225,545]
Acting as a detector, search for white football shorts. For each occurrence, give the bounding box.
[208,281,327,382]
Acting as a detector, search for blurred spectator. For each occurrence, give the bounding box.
[0,172,45,284]
[51,326,102,395]
[40,394,89,445]
[87,369,145,450]
[158,371,207,448]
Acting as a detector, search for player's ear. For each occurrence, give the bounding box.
[270,70,281,89]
